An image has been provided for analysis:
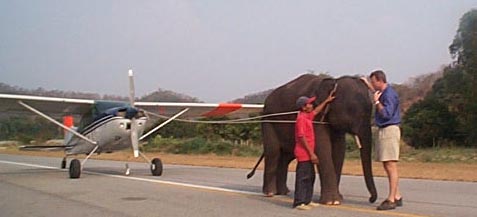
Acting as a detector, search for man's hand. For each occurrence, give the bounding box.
[360,76,375,92]
[310,153,319,165]
[325,91,336,104]
[359,76,368,84]
[374,91,382,103]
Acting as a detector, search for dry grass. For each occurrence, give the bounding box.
[1,147,476,182]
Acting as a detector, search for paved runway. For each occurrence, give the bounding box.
[1,154,476,217]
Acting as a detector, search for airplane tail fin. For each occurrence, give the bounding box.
[62,115,76,146]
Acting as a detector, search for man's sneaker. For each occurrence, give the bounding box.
[307,202,320,207]
[294,204,311,210]
[395,197,403,207]
[377,200,396,210]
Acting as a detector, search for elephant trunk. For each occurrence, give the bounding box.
[359,139,378,203]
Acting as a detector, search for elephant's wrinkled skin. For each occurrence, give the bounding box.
[260,74,377,204]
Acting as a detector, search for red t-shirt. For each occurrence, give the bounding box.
[294,111,317,162]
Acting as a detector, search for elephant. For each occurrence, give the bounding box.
[248,74,377,204]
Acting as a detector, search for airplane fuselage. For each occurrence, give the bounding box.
[65,116,147,156]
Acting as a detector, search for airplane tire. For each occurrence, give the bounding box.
[69,159,81,179]
[151,158,163,176]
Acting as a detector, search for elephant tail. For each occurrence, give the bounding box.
[246,153,264,179]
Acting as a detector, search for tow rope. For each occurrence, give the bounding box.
[145,111,329,125]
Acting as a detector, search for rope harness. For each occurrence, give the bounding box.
[145,82,339,125]
[145,110,330,125]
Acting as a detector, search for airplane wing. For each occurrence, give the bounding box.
[0,93,263,119]
[0,94,94,119]
[135,102,263,119]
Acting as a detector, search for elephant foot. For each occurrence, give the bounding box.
[276,188,290,195]
[323,200,341,206]
[263,192,274,197]
[319,198,342,206]
[319,193,343,205]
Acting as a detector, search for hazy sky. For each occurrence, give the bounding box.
[1,1,476,102]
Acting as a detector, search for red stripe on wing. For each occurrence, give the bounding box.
[202,103,243,117]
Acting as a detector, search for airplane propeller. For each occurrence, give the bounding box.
[128,69,140,158]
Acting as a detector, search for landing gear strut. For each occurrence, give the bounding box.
[61,157,67,169]
[68,145,99,179]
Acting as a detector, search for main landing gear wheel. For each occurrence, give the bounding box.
[150,158,163,176]
[69,159,81,179]
[61,157,67,169]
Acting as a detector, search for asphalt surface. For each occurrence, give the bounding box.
[0,153,476,217]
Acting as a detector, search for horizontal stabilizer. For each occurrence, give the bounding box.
[19,145,72,151]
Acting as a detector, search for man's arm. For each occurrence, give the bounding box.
[375,92,398,120]
[313,92,335,114]
[299,136,318,164]
[360,77,376,92]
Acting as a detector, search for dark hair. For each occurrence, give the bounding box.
[370,70,387,83]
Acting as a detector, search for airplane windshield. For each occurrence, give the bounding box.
[77,101,131,131]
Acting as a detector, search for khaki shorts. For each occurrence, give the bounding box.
[375,125,401,162]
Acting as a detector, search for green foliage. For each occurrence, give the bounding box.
[449,9,477,145]
[144,136,262,156]
[0,116,61,144]
[403,97,458,148]
[150,121,199,139]
[399,147,477,163]
[403,9,477,147]
[150,117,262,144]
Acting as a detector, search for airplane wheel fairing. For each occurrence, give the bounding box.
[151,158,163,176]
[69,159,81,179]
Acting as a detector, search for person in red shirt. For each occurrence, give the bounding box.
[293,93,335,210]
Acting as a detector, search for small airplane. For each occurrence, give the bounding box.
[0,70,263,179]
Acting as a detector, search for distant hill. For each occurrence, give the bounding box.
[232,89,274,104]
[0,83,199,103]
[231,71,444,113]
[232,73,332,104]
[139,88,200,102]
[1,69,443,109]
[394,70,443,112]
[0,83,103,100]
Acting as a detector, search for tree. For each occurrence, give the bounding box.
[449,9,477,145]
[402,97,458,148]
[403,9,477,147]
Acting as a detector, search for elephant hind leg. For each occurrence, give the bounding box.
[276,153,294,195]
[262,123,281,196]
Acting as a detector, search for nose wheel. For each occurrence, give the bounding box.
[150,158,163,176]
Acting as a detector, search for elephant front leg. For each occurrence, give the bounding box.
[331,130,346,201]
[315,125,341,204]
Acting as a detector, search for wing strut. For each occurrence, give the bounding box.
[139,108,190,141]
[17,100,97,145]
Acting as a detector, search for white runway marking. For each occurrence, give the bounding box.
[0,159,431,217]
[0,159,262,196]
